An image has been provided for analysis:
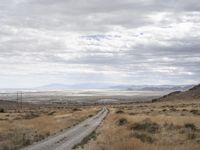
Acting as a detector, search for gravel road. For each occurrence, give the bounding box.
[22,107,108,150]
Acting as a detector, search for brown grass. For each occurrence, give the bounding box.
[0,105,99,150]
[77,100,200,150]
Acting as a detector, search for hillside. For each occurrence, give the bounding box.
[152,84,200,102]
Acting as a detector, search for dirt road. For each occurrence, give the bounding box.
[22,107,108,150]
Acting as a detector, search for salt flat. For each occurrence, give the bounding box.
[0,90,169,104]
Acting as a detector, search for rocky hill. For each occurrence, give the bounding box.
[152,84,200,102]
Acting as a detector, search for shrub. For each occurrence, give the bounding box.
[130,120,160,133]
[170,108,177,111]
[46,132,50,136]
[1,144,9,150]
[129,112,136,115]
[115,110,124,114]
[23,138,31,146]
[163,123,181,130]
[116,118,128,126]
[73,131,97,149]
[72,108,81,111]
[187,132,196,139]
[34,134,45,142]
[48,111,56,115]
[24,112,40,119]
[0,108,5,113]
[190,109,200,115]
[184,123,196,131]
[88,114,93,117]
[152,99,158,103]
[131,132,155,143]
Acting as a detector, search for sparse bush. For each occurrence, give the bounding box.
[152,99,158,103]
[24,112,40,119]
[34,134,45,142]
[116,118,128,126]
[2,130,34,150]
[130,120,160,133]
[187,132,196,139]
[131,132,155,143]
[163,123,181,130]
[129,112,136,115]
[23,138,31,146]
[1,144,9,150]
[0,108,5,113]
[48,111,56,115]
[115,110,124,114]
[46,132,50,136]
[184,123,196,131]
[170,108,177,111]
[88,114,93,117]
[73,131,97,149]
[72,108,81,111]
[190,109,200,115]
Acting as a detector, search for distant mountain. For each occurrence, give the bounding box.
[39,84,70,89]
[38,83,193,91]
[152,84,200,102]
[37,83,112,90]
[110,85,193,91]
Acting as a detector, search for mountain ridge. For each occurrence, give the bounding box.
[38,83,193,91]
[152,84,200,102]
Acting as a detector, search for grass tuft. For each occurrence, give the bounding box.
[115,110,124,114]
[116,118,128,126]
[131,132,155,143]
[184,123,196,131]
[72,131,97,149]
[0,108,5,113]
[130,120,160,133]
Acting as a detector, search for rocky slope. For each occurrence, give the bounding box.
[152,84,200,102]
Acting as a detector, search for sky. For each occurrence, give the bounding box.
[0,0,200,88]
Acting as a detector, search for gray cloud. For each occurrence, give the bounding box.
[0,0,200,87]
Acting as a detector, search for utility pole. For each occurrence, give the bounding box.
[16,91,23,111]
[16,92,19,111]
[20,92,23,109]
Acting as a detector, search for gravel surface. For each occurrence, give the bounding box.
[22,107,108,150]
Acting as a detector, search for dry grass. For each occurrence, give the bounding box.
[0,104,99,150]
[77,100,200,150]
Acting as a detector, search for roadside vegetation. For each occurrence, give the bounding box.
[77,101,200,150]
[73,131,97,149]
[0,104,99,150]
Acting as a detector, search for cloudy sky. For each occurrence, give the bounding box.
[0,0,200,88]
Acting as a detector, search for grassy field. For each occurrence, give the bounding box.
[1,88,200,150]
[77,100,200,150]
[0,103,99,150]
